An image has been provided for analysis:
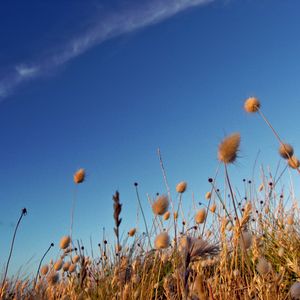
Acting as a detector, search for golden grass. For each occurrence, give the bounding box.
[1,97,300,300]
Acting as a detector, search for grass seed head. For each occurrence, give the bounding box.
[258,183,264,192]
[239,231,252,250]
[152,195,169,215]
[59,236,71,250]
[72,255,80,264]
[63,261,71,272]
[74,168,85,184]
[47,272,59,285]
[128,228,136,237]
[288,156,300,169]
[54,259,63,271]
[279,143,294,159]
[180,236,219,260]
[287,215,294,225]
[195,208,207,224]
[40,265,49,276]
[155,232,170,249]
[176,181,187,193]
[163,211,170,221]
[210,203,217,213]
[173,212,178,220]
[244,97,260,113]
[68,264,76,273]
[218,133,240,164]
[205,191,211,199]
[256,257,271,275]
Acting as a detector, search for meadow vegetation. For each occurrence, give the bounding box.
[1,97,300,299]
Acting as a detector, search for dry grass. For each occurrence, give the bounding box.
[1,98,300,300]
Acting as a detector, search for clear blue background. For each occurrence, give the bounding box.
[0,0,300,277]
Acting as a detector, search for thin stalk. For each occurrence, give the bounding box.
[33,243,54,289]
[257,109,284,145]
[70,185,78,240]
[174,193,182,237]
[2,208,27,289]
[274,165,288,186]
[257,108,300,174]
[135,184,152,248]
[224,165,240,227]
[210,183,233,225]
[202,163,221,235]
[157,148,177,247]
[154,258,163,300]
[225,165,251,273]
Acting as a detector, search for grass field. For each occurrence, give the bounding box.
[1,97,300,299]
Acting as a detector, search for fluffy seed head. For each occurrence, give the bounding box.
[63,261,71,272]
[179,236,219,260]
[173,212,178,220]
[47,272,59,285]
[74,168,85,184]
[68,264,76,273]
[290,282,300,299]
[244,201,252,212]
[239,231,252,250]
[258,183,264,192]
[176,181,187,193]
[54,259,63,271]
[155,232,170,249]
[60,236,71,250]
[205,192,211,200]
[40,265,49,276]
[288,156,300,169]
[210,203,217,213]
[287,215,294,225]
[163,211,170,221]
[128,228,136,237]
[256,257,271,275]
[195,209,207,224]
[279,143,294,159]
[152,195,169,215]
[72,255,80,264]
[244,97,260,113]
[218,133,241,164]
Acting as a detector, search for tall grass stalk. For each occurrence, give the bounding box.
[157,148,177,246]
[134,183,152,248]
[33,242,54,289]
[1,208,27,289]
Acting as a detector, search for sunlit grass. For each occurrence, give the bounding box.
[1,97,300,299]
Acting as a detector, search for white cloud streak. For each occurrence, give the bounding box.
[0,0,213,100]
[15,65,39,78]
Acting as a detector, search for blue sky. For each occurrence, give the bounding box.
[1,0,300,277]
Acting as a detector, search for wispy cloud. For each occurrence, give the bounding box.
[0,0,213,100]
[15,65,39,78]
